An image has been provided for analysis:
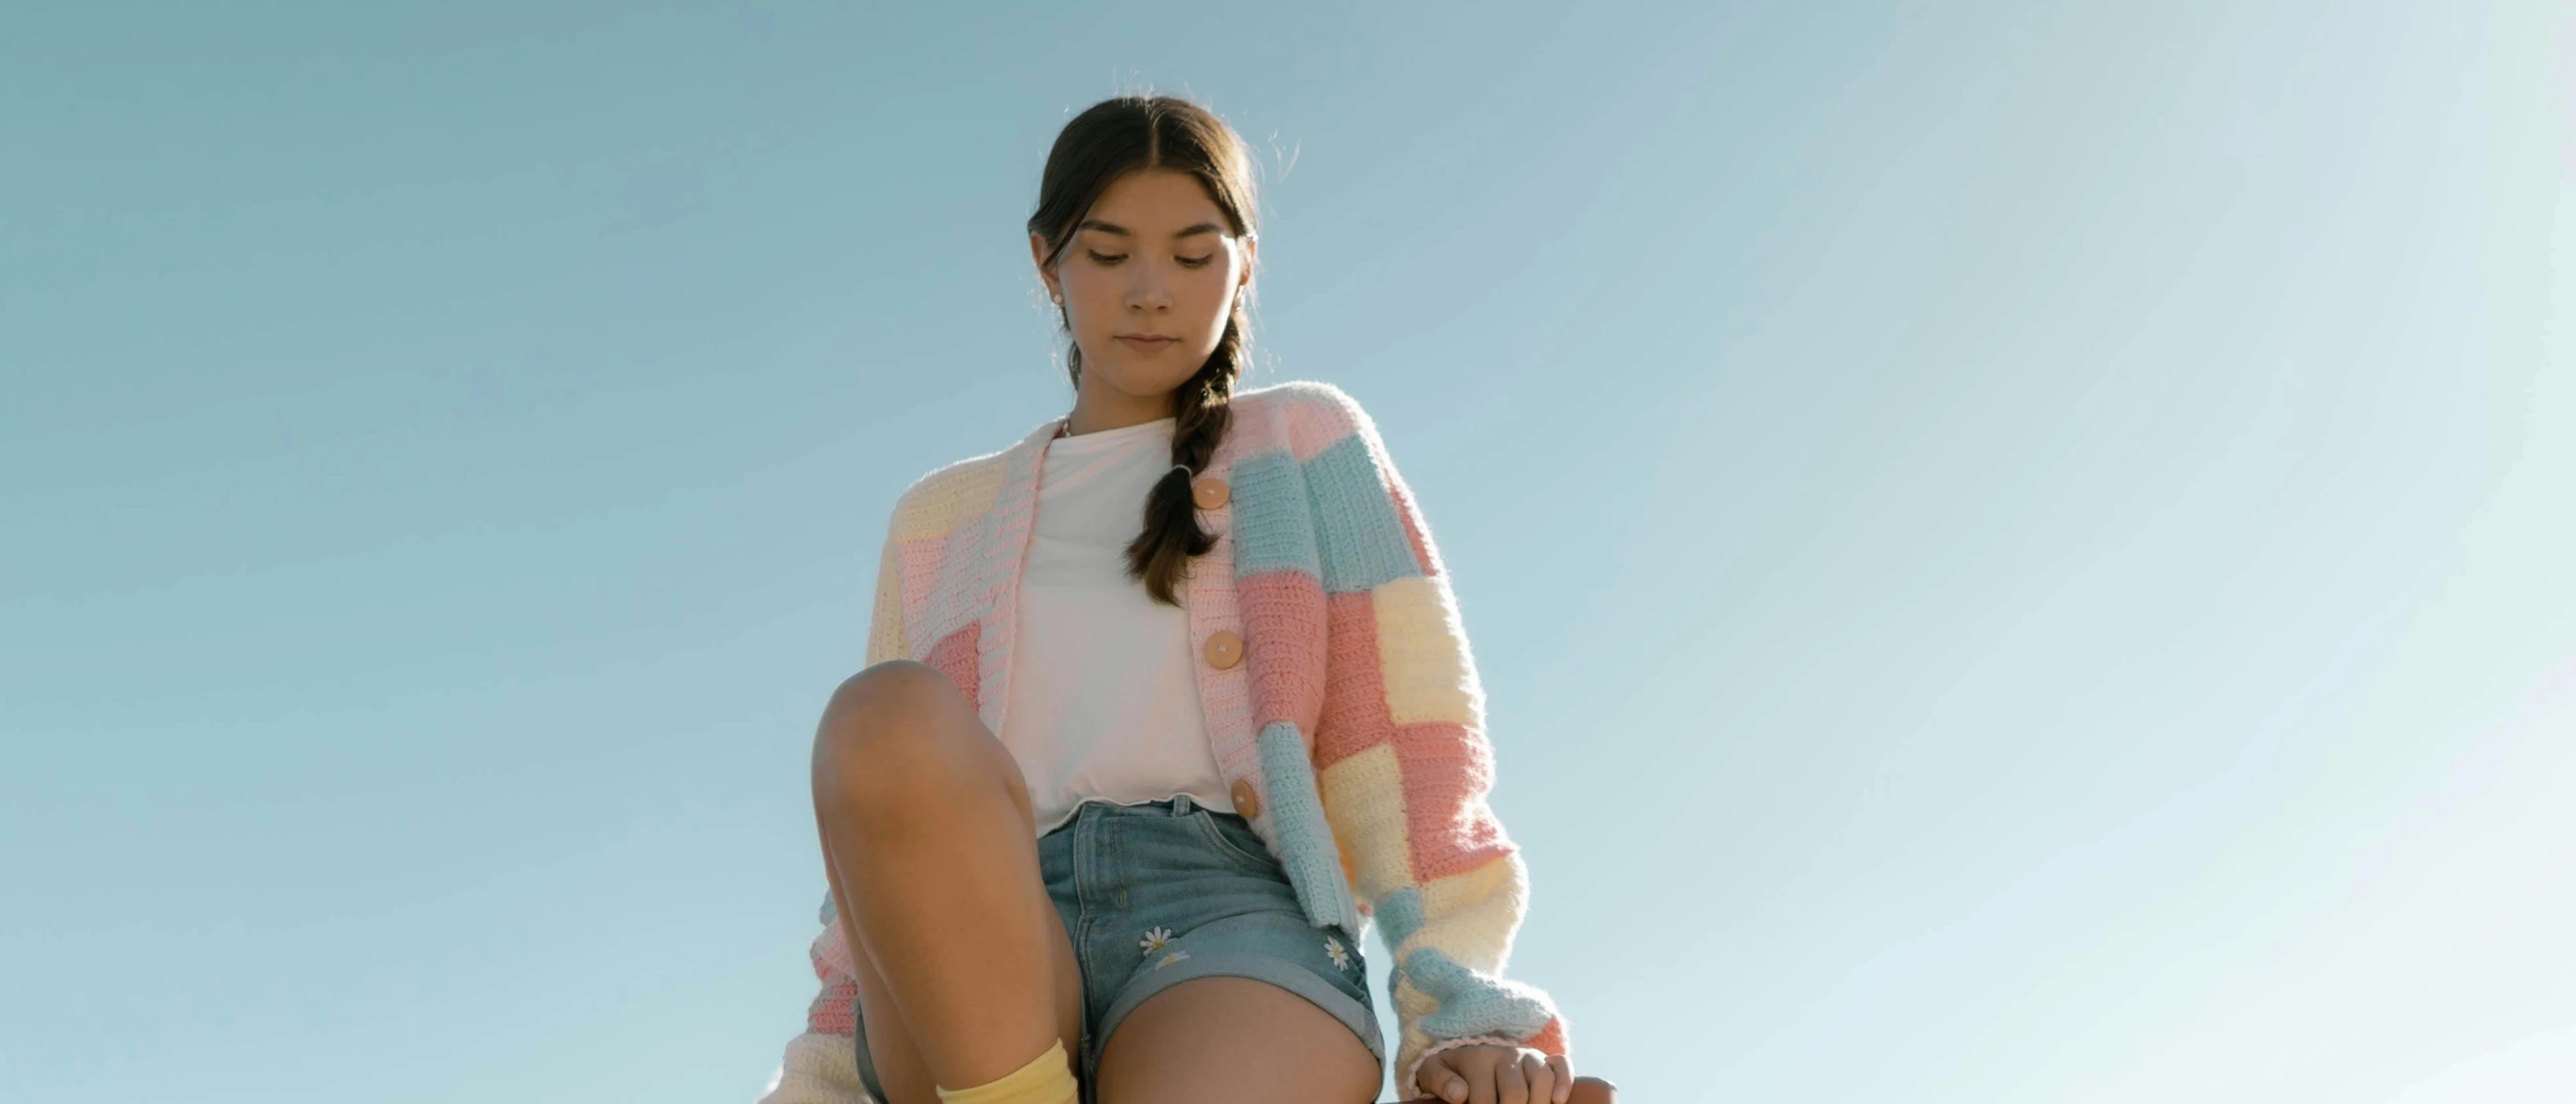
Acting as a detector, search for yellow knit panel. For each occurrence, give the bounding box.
[1317,743,1410,900]
[1399,852,1526,971]
[1372,576,1482,727]
[891,460,1006,541]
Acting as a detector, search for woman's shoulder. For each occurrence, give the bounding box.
[1239,376,1364,417]
[884,436,1020,541]
[1235,377,1382,454]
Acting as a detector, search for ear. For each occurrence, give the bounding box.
[1030,231,1061,301]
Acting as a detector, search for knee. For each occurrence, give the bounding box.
[812,660,977,808]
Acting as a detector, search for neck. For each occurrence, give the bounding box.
[1062,385,1177,437]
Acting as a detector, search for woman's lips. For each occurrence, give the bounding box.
[1117,336,1178,352]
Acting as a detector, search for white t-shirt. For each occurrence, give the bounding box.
[997,414,1236,836]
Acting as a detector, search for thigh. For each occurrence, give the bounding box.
[842,744,1085,1104]
[849,932,1085,1104]
[1094,975,1382,1104]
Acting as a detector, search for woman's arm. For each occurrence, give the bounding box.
[1292,382,1572,1096]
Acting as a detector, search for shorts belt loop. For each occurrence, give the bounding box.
[1171,794,1195,816]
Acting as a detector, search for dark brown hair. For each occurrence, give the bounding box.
[1028,94,1261,606]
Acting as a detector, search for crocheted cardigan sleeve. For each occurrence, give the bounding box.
[1292,382,1570,1096]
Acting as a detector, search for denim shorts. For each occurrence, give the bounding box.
[851,794,1385,1104]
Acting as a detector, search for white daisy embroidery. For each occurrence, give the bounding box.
[1139,926,1175,956]
[1323,935,1351,971]
[1153,950,1190,970]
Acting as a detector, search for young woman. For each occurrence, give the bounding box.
[760,95,1573,1104]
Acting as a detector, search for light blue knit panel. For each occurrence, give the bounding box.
[1301,434,1422,594]
[1401,946,1559,1040]
[1227,447,1322,578]
[1254,719,1357,930]
[1373,886,1425,952]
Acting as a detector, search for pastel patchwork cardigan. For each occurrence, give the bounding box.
[759,380,1568,1102]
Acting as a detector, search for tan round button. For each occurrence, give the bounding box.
[1203,629,1244,669]
[1191,476,1229,510]
[1230,778,1262,820]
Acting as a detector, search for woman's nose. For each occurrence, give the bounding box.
[1127,267,1174,310]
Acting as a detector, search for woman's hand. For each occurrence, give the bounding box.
[1414,1043,1573,1104]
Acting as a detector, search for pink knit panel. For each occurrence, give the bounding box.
[1281,398,1353,462]
[1239,567,1327,737]
[1314,590,1396,771]
[1225,390,1296,455]
[1391,715,1510,882]
[926,621,981,713]
[805,978,858,1036]
[1524,1016,1568,1059]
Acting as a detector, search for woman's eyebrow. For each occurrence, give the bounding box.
[1076,219,1226,239]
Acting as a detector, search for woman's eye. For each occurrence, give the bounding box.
[1088,251,1127,265]
[1178,255,1214,268]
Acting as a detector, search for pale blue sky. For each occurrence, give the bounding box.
[5,3,2572,1101]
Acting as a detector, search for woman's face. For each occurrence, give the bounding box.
[1032,168,1255,410]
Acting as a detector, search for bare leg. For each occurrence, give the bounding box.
[1095,977,1380,1104]
[811,660,1084,1102]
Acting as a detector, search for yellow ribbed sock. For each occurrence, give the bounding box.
[933,1037,1079,1104]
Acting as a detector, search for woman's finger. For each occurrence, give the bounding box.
[1461,1048,1501,1104]
[1479,1050,1517,1104]
[1546,1054,1573,1103]
[1418,1051,1469,1104]
[1515,1051,1552,1104]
